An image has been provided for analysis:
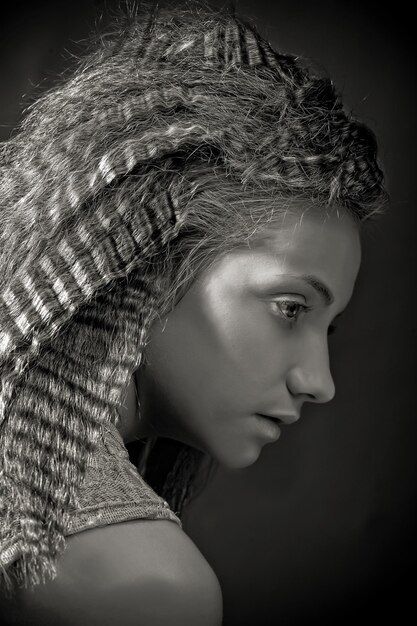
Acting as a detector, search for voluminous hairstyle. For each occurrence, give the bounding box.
[0,1,386,593]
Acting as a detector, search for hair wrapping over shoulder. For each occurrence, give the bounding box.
[0,1,386,592]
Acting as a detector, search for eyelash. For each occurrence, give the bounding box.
[272,298,337,335]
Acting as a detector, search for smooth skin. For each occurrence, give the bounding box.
[1,520,223,626]
[2,205,361,625]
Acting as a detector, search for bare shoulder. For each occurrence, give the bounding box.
[1,519,223,626]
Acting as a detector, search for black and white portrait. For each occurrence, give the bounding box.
[0,1,414,624]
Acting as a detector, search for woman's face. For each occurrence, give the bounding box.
[138,206,361,468]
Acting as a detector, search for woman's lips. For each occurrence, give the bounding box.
[256,413,299,425]
[253,413,299,441]
[254,414,282,439]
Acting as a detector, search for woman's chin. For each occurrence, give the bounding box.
[211,442,264,470]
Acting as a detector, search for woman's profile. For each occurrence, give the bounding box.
[0,1,387,624]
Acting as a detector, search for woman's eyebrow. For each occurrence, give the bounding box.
[300,274,334,306]
[275,273,335,306]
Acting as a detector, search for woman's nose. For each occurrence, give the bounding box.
[286,343,336,404]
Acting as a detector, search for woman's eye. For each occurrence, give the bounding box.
[272,299,308,323]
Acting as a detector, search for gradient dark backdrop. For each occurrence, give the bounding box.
[1,1,415,624]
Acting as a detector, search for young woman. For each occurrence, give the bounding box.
[0,2,386,624]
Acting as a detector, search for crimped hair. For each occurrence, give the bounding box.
[0,0,386,593]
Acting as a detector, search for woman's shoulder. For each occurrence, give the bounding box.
[1,519,223,626]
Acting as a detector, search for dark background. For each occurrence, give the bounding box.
[1,1,415,624]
